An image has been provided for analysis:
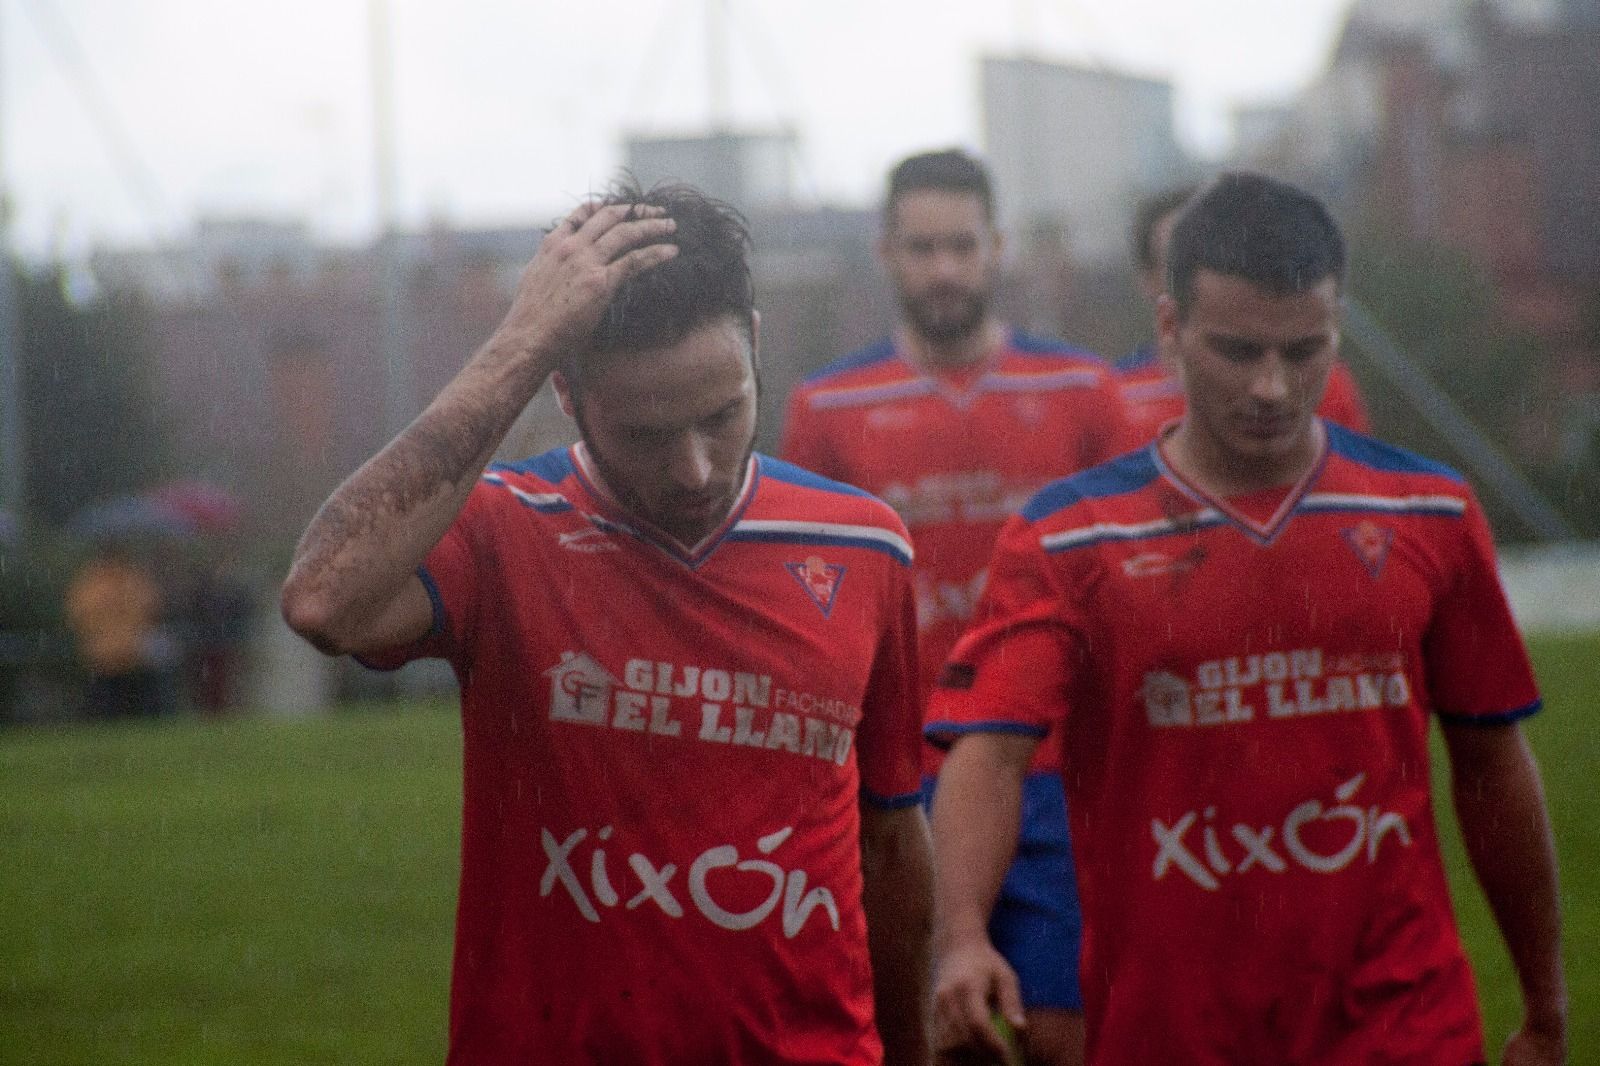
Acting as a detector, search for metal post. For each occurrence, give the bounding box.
[0,4,26,518]
[1342,298,1577,542]
[370,0,408,441]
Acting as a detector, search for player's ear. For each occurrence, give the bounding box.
[552,370,576,419]
[1155,294,1181,367]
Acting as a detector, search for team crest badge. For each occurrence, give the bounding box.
[1341,520,1395,579]
[786,555,846,616]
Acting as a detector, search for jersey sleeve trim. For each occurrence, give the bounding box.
[923,719,1050,750]
[417,565,447,637]
[860,786,927,810]
[1435,698,1542,726]
[350,566,447,673]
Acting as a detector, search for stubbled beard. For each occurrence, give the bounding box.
[576,411,756,546]
[900,288,987,344]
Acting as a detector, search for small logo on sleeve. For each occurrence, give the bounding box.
[785,556,846,616]
[559,526,619,553]
[1341,520,1395,579]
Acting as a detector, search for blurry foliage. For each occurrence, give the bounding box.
[1343,231,1598,540]
[15,264,171,526]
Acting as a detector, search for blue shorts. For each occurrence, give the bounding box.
[925,771,1084,1011]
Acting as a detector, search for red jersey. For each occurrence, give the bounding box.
[781,331,1129,713]
[1115,343,1370,442]
[367,446,923,1065]
[927,422,1539,1064]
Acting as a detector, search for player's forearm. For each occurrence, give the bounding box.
[1445,724,1567,1034]
[281,338,553,651]
[861,805,934,1066]
[930,734,1030,951]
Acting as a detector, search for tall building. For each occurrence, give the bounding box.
[980,55,1190,264]
[623,129,800,212]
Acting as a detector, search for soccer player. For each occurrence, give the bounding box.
[281,182,933,1065]
[928,173,1566,1064]
[1116,184,1370,442]
[783,149,1128,1066]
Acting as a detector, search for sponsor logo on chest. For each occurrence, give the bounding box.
[1151,774,1413,891]
[539,822,842,938]
[544,651,862,767]
[1141,648,1412,729]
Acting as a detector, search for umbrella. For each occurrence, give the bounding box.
[69,495,197,539]
[149,481,244,533]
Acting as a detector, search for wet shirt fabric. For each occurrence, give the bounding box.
[365,446,923,1066]
[781,330,1130,774]
[926,422,1539,1064]
[1114,344,1370,443]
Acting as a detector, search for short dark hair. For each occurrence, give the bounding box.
[584,177,754,360]
[1131,184,1199,272]
[1166,172,1345,317]
[885,149,995,225]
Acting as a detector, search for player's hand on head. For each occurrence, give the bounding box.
[933,938,1026,1065]
[496,200,679,364]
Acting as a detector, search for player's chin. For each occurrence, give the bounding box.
[660,490,736,534]
[911,302,983,342]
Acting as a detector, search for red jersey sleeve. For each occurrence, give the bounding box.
[856,561,926,807]
[1084,367,1140,466]
[924,514,1076,746]
[353,484,489,670]
[1319,361,1371,433]
[1423,493,1540,722]
[778,389,839,480]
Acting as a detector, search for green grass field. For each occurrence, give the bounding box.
[2,633,1595,1064]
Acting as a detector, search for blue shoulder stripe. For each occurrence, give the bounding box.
[1115,343,1159,373]
[757,455,876,499]
[1021,449,1161,522]
[802,338,897,383]
[1326,423,1464,481]
[490,447,576,484]
[1009,330,1099,361]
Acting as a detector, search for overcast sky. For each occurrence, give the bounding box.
[3,0,1356,256]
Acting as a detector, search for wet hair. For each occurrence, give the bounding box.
[582,177,754,362]
[885,148,995,226]
[1166,171,1345,317]
[1131,184,1199,272]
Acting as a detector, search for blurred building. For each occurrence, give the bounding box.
[980,55,1193,264]
[624,129,801,211]
[1238,0,1600,334]
[85,178,1129,552]
[86,205,903,546]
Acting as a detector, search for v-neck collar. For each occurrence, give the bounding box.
[1152,421,1329,546]
[894,327,1009,410]
[570,443,760,569]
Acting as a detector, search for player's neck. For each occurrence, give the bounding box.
[1163,418,1326,499]
[900,319,1006,373]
